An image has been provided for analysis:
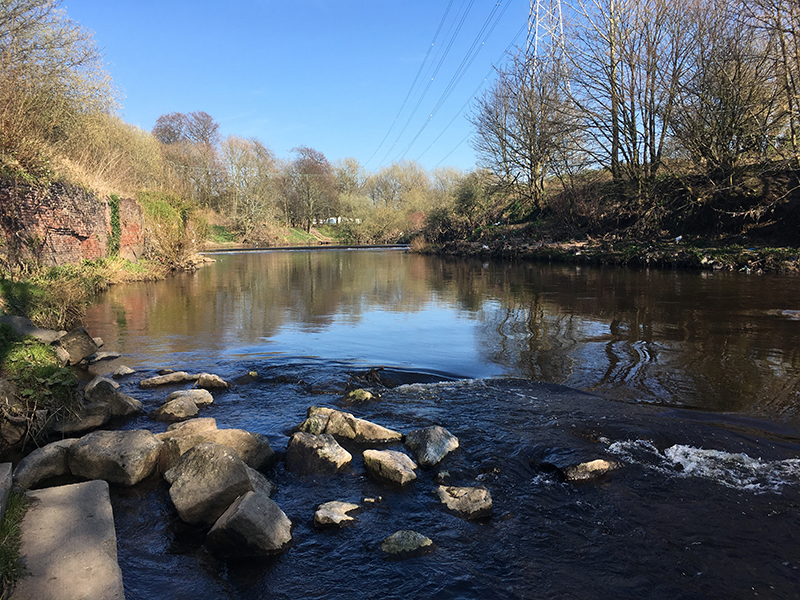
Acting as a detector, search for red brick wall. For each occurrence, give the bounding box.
[0,181,144,267]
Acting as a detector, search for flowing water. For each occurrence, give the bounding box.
[80,249,800,599]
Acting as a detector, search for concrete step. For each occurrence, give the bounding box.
[10,479,125,600]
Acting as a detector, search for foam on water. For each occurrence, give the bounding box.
[609,439,800,492]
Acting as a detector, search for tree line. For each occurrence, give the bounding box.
[470,0,800,240]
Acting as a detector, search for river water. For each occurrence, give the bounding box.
[81,249,800,599]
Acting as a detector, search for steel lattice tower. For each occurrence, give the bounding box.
[526,0,567,62]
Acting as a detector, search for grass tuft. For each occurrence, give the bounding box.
[0,491,31,599]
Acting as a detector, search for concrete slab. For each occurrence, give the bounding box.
[10,479,125,600]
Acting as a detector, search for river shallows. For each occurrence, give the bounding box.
[83,250,800,599]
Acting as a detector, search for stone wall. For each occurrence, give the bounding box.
[0,180,144,267]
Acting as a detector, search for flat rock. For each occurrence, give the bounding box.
[13,438,79,490]
[156,417,218,441]
[0,315,63,344]
[139,371,198,388]
[303,407,402,443]
[404,426,459,468]
[435,485,493,519]
[152,397,199,422]
[167,388,214,406]
[563,459,620,481]
[10,480,125,600]
[285,432,352,475]
[380,530,435,558]
[363,449,417,485]
[89,351,121,363]
[314,501,360,529]
[165,442,253,525]
[68,429,163,486]
[206,490,293,558]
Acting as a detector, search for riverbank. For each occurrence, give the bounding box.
[422,237,800,274]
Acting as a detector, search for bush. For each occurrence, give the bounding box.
[137,191,207,268]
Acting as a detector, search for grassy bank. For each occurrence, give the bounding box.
[0,491,29,599]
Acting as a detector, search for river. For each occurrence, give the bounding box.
[82,249,800,599]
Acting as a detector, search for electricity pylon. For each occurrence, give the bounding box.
[526,0,567,63]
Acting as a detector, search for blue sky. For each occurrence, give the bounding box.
[63,0,531,173]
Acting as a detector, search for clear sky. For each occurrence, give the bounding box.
[62,0,531,173]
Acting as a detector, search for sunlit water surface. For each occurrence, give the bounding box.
[81,250,800,599]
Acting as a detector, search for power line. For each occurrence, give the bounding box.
[364,0,456,167]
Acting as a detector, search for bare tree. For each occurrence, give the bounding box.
[287,146,336,232]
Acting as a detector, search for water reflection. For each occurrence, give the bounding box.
[84,250,800,419]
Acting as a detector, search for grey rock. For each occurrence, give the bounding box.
[92,336,104,348]
[381,530,435,558]
[0,463,10,521]
[83,377,143,417]
[68,429,163,486]
[345,389,374,403]
[0,315,63,344]
[363,449,417,485]
[112,365,136,378]
[139,371,198,388]
[303,407,402,444]
[57,327,98,365]
[285,432,352,475]
[197,373,229,389]
[158,427,275,474]
[563,459,620,482]
[404,426,459,468]
[53,345,70,366]
[51,402,111,436]
[314,501,360,529]
[166,442,253,525]
[246,465,277,497]
[435,485,493,519]
[158,417,218,439]
[167,389,214,406]
[13,438,78,489]
[152,398,199,422]
[206,490,292,558]
[89,351,121,363]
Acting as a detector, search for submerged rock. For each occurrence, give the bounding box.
[206,490,293,558]
[345,389,374,403]
[562,459,620,482]
[313,501,360,529]
[404,426,459,468]
[363,449,417,485]
[435,485,492,519]
[286,432,352,475]
[380,530,435,558]
[68,429,163,486]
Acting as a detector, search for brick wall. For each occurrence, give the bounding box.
[0,181,144,267]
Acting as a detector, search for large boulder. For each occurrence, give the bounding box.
[68,429,163,486]
[206,490,292,558]
[165,442,253,525]
[156,417,218,441]
[362,449,417,485]
[435,485,493,519]
[152,398,199,423]
[158,427,275,473]
[313,501,360,529]
[285,432,352,475]
[56,327,98,365]
[84,376,142,417]
[404,426,459,468]
[13,438,78,489]
[166,389,214,406]
[246,465,277,497]
[301,407,402,444]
